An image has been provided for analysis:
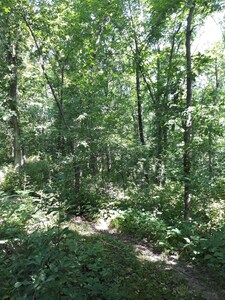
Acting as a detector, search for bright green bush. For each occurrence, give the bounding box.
[1,167,23,192]
[204,200,225,230]
[0,191,35,238]
[111,208,167,243]
[123,182,184,224]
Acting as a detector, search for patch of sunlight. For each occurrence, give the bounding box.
[164,254,180,267]
[66,217,97,236]
[135,244,180,269]
[97,209,125,230]
[134,244,166,263]
[0,170,4,183]
[27,210,58,233]
[206,201,225,224]
[95,218,110,231]
[0,166,8,184]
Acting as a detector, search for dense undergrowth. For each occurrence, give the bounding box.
[0,191,202,300]
[1,160,225,298]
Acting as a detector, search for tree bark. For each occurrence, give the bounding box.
[7,44,24,168]
[135,37,145,146]
[183,2,195,220]
[135,37,150,183]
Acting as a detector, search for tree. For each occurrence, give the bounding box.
[183,1,195,220]
[0,3,25,167]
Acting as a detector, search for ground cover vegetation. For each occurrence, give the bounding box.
[0,0,225,299]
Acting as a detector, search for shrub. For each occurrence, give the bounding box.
[21,157,51,189]
[0,191,35,239]
[197,231,225,280]
[111,208,167,243]
[1,166,23,192]
[2,158,51,192]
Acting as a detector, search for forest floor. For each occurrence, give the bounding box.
[1,191,225,299]
[69,215,225,300]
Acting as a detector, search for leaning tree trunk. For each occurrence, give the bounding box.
[183,3,195,220]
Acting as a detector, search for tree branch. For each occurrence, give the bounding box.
[21,9,68,129]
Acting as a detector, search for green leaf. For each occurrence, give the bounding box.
[204,254,212,260]
[3,6,10,13]
[14,282,23,288]
[183,237,191,244]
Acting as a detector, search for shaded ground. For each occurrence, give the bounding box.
[1,193,225,299]
[70,216,225,300]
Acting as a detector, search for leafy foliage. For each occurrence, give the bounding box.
[0,0,225,298]
[0,191,35,238]
[0,194,201,300]
[111,208,167,244]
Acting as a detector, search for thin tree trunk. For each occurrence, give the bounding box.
[135,37,145,146]
[183,3,195,220]
[136,69,149,183]
[74,164,81,192]
[134,37,149,183]
[208,58,219,177]
[106,147,112,172]
[58,64,65,155]
[155,51,164,186]
[8,44,24,168]
[90,152,98,176]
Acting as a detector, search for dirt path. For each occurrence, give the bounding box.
[71,216,225,300]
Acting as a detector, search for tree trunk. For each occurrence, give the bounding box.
[8,44,24,168]
[74,164,81,193]
[106,146,112,172]
[90,152,98,176]
[154,52,166,186]
[134,37,149,183]
[155,108,164,185]
[208,58,219,177]
[183,3,195,220]
[135,38,145,146]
